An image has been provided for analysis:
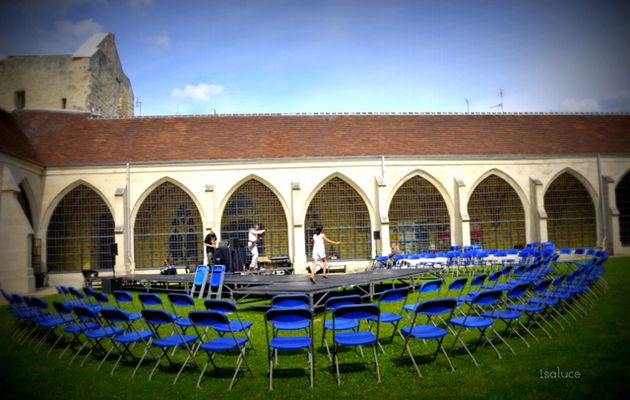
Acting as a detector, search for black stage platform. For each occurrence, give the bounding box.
[119,268,442,308]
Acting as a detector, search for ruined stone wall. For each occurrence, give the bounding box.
[0,55,91,113]
[0,34,133,117]
[87,35,134,117]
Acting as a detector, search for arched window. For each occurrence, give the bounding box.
[305,177,371,260]
[545,173,597,248]
[468,174,525,250]
[221,180,289,258]
[134,182,203,268]
[47,185,114,272]
[616,172,630,246]
[389,176,450,253]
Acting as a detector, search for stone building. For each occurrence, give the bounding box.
[1,109,629,293]
[0,33,133,118]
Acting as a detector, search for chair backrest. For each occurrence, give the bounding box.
[82,286,96,298]
[271,294,311,309]
[112,290,134,303]
[324,294,362,311]
[378,287,409,304]
[414,298,457,315]
[93,291,110,304]
[506,282,530,299]
[167,292,196,308]
[333,304,380,323]
[193,265,210,285]
[470,274,487,287]
[53,301,73,315]
[418,279,443,294]
[141,308,175,325]
[448,277,468,292]
[138,293,164,308]
[266,307,314,326]
[471,289,503,306]
[531,279,552,294]
[487,270,502,283]
[68,286,85,300]
[210,265,225,287]
[101,307,131,323]
[189,310,230,328]
[73,305,99,320]
[204,299,237,314]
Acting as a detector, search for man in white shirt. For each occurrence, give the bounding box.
[248,223,265,270]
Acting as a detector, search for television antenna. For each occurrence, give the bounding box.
[491,89,504,112]
[465,98,470,113]
[135,97,142,116]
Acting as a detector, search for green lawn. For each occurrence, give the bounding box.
[1,258,629,400]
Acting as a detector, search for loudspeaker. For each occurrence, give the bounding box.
[373,231,381,240]
[109,242,118,256]
[102,277,122,294]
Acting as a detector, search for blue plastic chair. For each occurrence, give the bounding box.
[139,309,199,383]
[375,287,409,347]
[167,292,197,331]
[190,265,209,298]
[100,307,155,376]
[321,295,362,360]
[203,299,254,349]
[401,298,458,376]
[448,289,511,367]
[208,265,226,298]
[264,308,314,391]
[71,305,124,368]
[404,279,444,316]
[189,310,254,389]
[112,290,142,317]
[332,304,381,385]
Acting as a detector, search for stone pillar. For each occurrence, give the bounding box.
[204,184,215,265]
[113,186,127,275]
[291,182,307,274]
[375,176,389,256]
[454,177,469,247]
[530,178,546,243]
[0,167,35,293]
[603,176,619,254]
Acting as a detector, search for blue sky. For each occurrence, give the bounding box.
[1,0,629,115]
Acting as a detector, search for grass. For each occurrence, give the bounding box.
[1,258,630,400]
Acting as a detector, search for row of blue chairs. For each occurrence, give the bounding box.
[0,250,607,390]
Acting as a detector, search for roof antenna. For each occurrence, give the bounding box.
[465,98,470,113]
[491,89,504,112]
[135,97,142,116]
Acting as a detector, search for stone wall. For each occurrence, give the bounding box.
[0,34,133,117]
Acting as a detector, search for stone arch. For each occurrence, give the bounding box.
[132,178,204,268]
[387,171,452,253]
[303,173,373,260]
[45,182,115,272]
[544,170,598,248]
[219,176,290,259]
[467,171,527,250]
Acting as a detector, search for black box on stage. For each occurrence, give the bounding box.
[102,277,123,294]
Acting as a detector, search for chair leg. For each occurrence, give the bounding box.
[268,357,274,391]
[372,343,381,383]
[404,341,422,377]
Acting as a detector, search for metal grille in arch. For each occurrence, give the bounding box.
[468,174,525,250]
[134,182,203,268]
[389,175,450,253]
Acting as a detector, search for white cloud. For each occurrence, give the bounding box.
[140,33,171,48]
[130,0,153,7]
[55,18,103,39]
[32,18,104,54]
[560,98,600,112]
[172,83,225,102]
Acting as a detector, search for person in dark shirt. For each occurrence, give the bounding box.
[204,227,218,265]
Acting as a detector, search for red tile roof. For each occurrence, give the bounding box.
[2,110,630,166]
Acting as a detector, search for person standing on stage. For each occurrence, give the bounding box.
[309,224,341,284]
[248,223,265,271]
[203,227,217,265]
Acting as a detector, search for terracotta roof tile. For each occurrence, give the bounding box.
[2,110,630,165]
